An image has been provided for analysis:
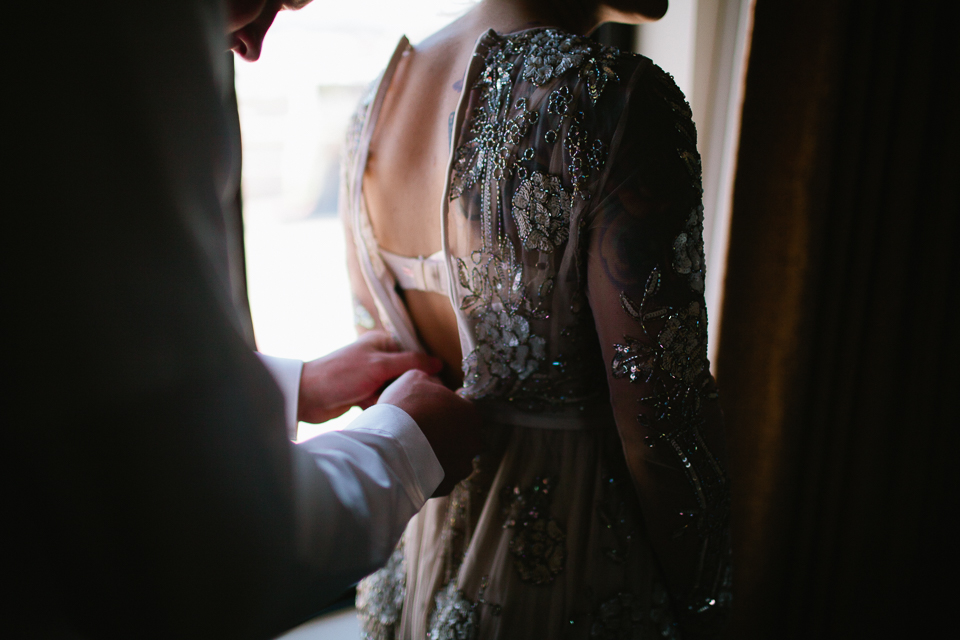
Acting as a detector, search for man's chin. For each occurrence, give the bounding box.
[230,36,249,59]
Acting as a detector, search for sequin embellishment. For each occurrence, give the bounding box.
[354,302,377,330]
[516,30,620,103]
[512,171,572,252]
[520,31,591,86]
[449,29,623,401]
[427,581,478,640]
[458,251,547,396]
[356,543,406,640]
[613,268,707,392]
[672,205,706,293]
[501,477,566,584]
[450,44,538,203]
[611,266,731,630]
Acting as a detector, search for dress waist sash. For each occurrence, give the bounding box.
[477,400,611,431]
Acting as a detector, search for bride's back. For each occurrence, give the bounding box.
[363,19,481,384]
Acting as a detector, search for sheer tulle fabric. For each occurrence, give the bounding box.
[342,29,731,639]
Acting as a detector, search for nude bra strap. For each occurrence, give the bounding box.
[379,249,448,294]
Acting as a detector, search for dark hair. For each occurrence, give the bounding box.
[527,0,667,32]
[605,0,667,20]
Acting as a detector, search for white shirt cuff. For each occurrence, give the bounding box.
[344,404,445,505]
[255,352,303,440]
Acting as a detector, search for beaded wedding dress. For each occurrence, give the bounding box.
[340,28,731,639]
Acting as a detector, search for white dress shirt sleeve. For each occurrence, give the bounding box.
[255,352,303,440]
[290,404,444,591]
[256,352,445,594]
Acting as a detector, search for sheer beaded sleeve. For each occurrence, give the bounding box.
[585,63,732,637]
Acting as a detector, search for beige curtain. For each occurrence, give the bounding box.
[716,0,957,636]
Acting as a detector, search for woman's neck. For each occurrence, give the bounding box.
[465,0,603,37]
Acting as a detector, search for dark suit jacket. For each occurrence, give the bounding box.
[9,2,331,636]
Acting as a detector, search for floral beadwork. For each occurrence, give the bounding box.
[614,268,707,390]
[648,64,696,157]
[452,28,620,208]
[645,61,709,299]
[356,543,406,640]
[471,307,546,381]
[681,555,733,636]
[458,251,547,397]
[563,111,609,198]
[588,590,680,640]
[647,582,682,640]
[672,205,706,293]
[353,301,376,330]
[516,29,620,104]
[427,576,502,640]
[580,46,621,104]
[591,593,647,638]
[613,268,711,432]
[520,30,592,85]
[612,269,669,387]
[658,301,707,385]
[596,472,641,565]
[547,86,573,115]
[501,477,566,584]
[567,581,681,640]
[510,517,566,584]
[610,265,731,629]
[450,43,538,204]
[512,171,572,252]
[611,335,657,386]
[450,26,626,404]
[427,581,478,640]
[613,273,710,430]
[647,61,706,249]
[340,78,378,216]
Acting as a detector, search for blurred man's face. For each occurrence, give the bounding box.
[226,0,312,62]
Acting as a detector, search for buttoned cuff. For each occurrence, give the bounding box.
[255,352,303,440]
[344,404,445,505]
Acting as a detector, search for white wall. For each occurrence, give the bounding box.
[636,0,698,115]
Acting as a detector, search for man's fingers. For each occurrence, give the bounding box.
[378,351,443,379]
[359,329,400,352]
[377,368,432,407]
[376,367,481,499]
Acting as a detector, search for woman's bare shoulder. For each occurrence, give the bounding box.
[410,13,480,64]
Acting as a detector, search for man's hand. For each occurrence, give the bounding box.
[297,331,442,424]
[378,370,482,497]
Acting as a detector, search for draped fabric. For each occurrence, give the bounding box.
[716,0,958,636]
